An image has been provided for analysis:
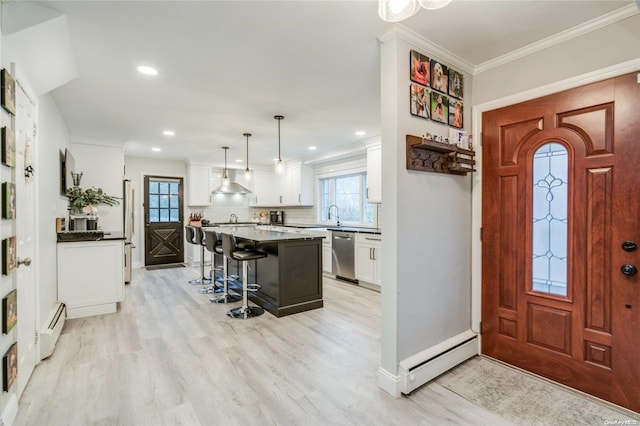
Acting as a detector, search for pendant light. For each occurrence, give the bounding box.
[378,0,420,22]
[274,115,284,175]
[221,146,230,190]
[244,133,252,181]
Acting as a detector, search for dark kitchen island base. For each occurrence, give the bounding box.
[205,227,325,318]
[248,238,323,317]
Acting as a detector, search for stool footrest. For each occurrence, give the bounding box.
[210,293,242,304]
[188,277,212,285]
[247,284,261,292]
[227,306,264,319]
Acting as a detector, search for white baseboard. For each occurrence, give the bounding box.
[1,393,18,426]
[67,303,117,319]
[399,330,478,394]
[377,367,402,398]
[132,261,143,269]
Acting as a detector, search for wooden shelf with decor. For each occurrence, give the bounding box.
[406,134,476,176]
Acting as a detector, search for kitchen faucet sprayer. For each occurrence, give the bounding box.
[328,204,340,227]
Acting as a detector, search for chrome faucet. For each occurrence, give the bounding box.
[328,204,340,227]
[230,213,238,224]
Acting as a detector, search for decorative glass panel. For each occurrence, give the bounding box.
[170,209,179,221]
[532,143,568,296]
[169,183,179,194]
[160,195,169,208]
[149,194,159,208]
[160,209,169,222]
[170,195,178,208]
[149,182,159,194]
[159,182,169,194]
[149,209,159,222]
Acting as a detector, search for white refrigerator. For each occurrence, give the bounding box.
[123,179,134,283]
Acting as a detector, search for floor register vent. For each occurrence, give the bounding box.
[40,302,66,360]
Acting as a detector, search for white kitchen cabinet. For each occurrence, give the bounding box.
[284,162,314,206]
[366,142,382,203]
[250,169,282,207]
[355,233,382,287]
[187,164,211,206]
[250,162,313,207]
[322,235,332,274]
[57,239,125,319]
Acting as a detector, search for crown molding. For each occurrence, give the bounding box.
[70,136,126,148]
[378,24,475,74]
[474,4,640,74]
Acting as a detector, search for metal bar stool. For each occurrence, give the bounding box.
[221,233,266,318]
[185,226,201,284]
[188,226,212,285]
[208,230,242,303]
[199,230,224,294]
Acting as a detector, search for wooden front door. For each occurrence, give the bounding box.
[482,72,640,412]
[144,176,184,266]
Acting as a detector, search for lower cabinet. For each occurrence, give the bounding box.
[322,237,332,274]
[57,239,125,319]
[355,233,382,287]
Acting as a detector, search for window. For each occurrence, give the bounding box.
[319,172,375,226]
[531,142,568,297]
[148,178,181,223]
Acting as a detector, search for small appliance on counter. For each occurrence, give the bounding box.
[269,210,285,225]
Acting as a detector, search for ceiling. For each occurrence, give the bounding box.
[12,1,635,169]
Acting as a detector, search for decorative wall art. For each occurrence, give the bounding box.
[430,91,449,124]
[410,50,430,87]
[2,289,17,334]
[450,129,469,150]
[430,60,448,94]
[448,68,464,99]
[1,69,16,116]
[2,183,16,220]
[3,342,17,391]
[410,84,430,120]
[2,237,16,276]
[1,127,15,168]
[449,99,463,129]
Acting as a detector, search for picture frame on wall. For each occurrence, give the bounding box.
[430,60,448,94]
[2,183,16,220]
[2,237,16,276]
[1,69,16,116]
[448,68,464,99]
[410,83,430,120]
[1,127,16,168]
[410,50,430,87]
[3,342,17,392]
[430,91,449,124]
[449,99,464,129]
[2,289,17,334]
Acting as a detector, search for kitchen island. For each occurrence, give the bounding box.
[204,227,323,317]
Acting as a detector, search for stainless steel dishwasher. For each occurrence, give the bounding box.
[332,231,357,282]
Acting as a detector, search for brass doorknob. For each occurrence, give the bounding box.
[17,257,32,267]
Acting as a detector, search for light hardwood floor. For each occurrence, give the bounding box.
[15,267,633,425]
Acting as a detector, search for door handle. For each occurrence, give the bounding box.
[621,264,637,276]
[17,257,32,267]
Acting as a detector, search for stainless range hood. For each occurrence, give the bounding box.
[211,169,252,195]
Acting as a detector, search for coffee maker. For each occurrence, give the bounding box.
[269,210,285,225]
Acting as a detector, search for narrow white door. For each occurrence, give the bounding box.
[15,80,38,397]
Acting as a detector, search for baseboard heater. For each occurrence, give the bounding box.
[399,330,478,394]
[40,302,66,360]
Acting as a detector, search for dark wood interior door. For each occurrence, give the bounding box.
[482,72,640,412]
[144,176,184,266]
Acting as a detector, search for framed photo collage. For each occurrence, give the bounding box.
[409,50,464,129]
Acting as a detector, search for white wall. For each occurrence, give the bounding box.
[124,156,186,268]
[379,32,474,384]
[69,142,124,232]
[37,94,70,324]
[473,13,640,105]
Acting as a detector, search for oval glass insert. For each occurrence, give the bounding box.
[532,143,568,297]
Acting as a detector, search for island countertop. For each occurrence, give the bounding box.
[205,227,324,242]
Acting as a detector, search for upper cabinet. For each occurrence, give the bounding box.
[284,161,313,206]
[250,162,314,207]
[187,164,211,206]
[366,142,382,203]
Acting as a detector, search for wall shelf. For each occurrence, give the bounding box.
[406,134,476,176]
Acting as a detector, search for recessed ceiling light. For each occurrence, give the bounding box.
[137,66,158,76]
[162,130,175,136]
[308,146,317,151]
[152,147,161,152]
[355,131,366,136]
[235,159,242,163]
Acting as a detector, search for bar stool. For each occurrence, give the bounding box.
[208,230,242,303]
[221,233,266,318]
[185,226,200,284]
[188,226,212,285]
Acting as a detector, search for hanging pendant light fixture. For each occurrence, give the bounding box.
[221,146,230,190]
[244,132,252,181]
[274,115,284,175]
